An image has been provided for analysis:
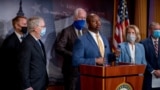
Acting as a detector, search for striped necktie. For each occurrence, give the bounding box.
[154,40,158,57]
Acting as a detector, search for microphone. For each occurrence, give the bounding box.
[115,45,121,65]
[105,45,107,48]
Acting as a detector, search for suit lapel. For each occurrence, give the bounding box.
[28,34,46,61]
[125,42,131,62]
[70,25,78,38]
[134,43,139,64]
[39,40,46,59]
[13,33,21,46]
[148,38,157,58]
[86,32,99,51]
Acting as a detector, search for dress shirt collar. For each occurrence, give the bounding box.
[14,31,23,42]
[151,36,159,43]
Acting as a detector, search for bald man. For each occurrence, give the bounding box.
[72,13,116,90]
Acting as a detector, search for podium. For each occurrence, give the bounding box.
[80,63,146,90]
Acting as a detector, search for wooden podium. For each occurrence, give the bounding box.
[80,63,146,90]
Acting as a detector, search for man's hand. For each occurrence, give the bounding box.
[153,70,160,78]
[96,57,106,65]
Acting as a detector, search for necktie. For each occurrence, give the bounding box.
[96,34,104,57]
[154,40,158,57]
[37,40,44,56]
[78,30,81,37]
[20,35,25,42]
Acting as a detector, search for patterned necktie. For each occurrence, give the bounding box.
[154,40,158,57]
[96,34,104,57]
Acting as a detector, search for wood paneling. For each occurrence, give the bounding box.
[134,0,147,40]
[80,64,146,90]
[153,0,160,23]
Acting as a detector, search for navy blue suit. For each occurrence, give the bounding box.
[141,36,160,90]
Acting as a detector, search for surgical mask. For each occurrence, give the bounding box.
[127,34,136,43]
[21,27,28,34]
[73,20,85,30]
[153,30,160,38]
[40,27,46,37]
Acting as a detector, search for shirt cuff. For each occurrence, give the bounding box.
[151,70,155,74]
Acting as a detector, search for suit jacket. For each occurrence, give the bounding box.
[0,32,22,90]
[72,31,112,67]
[140,36,160,90]
[118,42,147,64]
[55,25,88,73]
[18,34,48,90]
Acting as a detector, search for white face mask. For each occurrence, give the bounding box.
[127,34,136,43]
[40,27,46,37]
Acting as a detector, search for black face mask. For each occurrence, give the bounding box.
[21,27,27,34]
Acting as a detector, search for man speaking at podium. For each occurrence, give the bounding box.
[72,13,119,90]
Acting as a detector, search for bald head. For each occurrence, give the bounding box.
[86,13,101,33]
[86,13,99,23]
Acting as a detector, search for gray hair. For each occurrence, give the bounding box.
[27,16,44,32]
[73,8,86,19]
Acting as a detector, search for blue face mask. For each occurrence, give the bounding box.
[73,20,85,30]
[40,27,46,37]
[153,30,160,38]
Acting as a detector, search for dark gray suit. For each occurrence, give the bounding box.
[18,34,48,90]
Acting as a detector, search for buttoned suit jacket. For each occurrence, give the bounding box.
[18,34,48,90]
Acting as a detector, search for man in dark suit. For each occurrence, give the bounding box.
[55,8,87,90]
[18,16,49,90]
[141,22,160,90]
[72,13,117,90]
[0,16,27,90]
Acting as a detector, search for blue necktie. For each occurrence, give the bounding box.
[37,40,44,56]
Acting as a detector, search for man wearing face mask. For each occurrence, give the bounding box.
[55,8,88,90]
[118,25,146,65]
[17,16,49,90]
[0,16,27,90]
[141,22,160,90]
